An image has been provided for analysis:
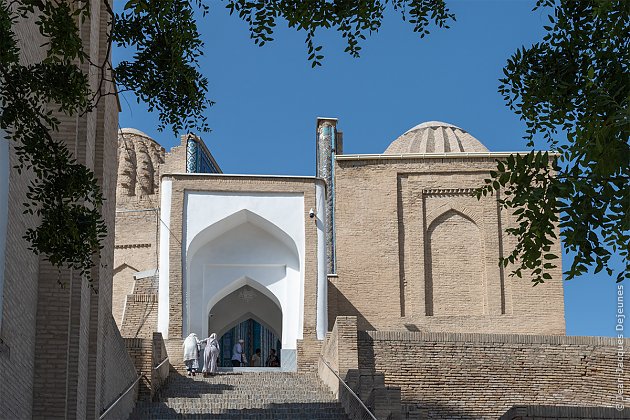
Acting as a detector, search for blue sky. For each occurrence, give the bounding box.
[115,0,622,337]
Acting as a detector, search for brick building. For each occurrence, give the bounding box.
[113,118,568,367]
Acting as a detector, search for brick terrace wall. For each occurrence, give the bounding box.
[358,330,628,419]
[500,406,628,420]
[123,333,170,402]
[100,317,139,420]
[165,338,186,372]
[332,156,565,335]
[319,317,402,419]
[151,333,170,398]
[318,316,358,393]
[125,337,153,400]
[297,335,323,373]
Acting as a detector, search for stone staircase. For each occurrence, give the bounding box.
[129,371,348,419]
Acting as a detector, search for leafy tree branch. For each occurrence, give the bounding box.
[479,0,629,283]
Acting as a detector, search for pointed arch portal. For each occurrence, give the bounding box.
[184,207,302,354]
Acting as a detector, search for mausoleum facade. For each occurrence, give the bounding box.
[113,118,565,372]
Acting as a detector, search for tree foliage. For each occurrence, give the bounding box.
[1,0,104,285]
[113,0,212,133]
[1,0,626,287]
[478,0,629,284]
[0,0,211,285]
[224,0,454,67]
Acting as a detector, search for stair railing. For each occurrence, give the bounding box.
[319,355,378,420]
[154,356,169,369]
[99,374,143,420]
[99,357,170,419]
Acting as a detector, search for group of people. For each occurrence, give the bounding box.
[183,333,220,377]
[230,342,280,367]
[183,333,280,376]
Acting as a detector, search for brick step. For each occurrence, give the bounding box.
[136,403,345,411]
[131,408,346,419]
[130,371,347,419]
[162,392,336,399]
[160,400,339,408]
[130,411,345,420]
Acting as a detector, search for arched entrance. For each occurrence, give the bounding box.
[208,282,282,367]
[184,209,302,365]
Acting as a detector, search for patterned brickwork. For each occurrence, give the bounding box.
[116,129,165,199]
[358,330,628,419]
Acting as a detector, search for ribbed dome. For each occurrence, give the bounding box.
[119,127,152,139]
[384,121,488,154]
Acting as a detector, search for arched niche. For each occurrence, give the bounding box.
[207,278,282,339]
[426,209,485,316]
[184,209,301,350]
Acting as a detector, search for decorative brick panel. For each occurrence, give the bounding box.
[332,156,565,335]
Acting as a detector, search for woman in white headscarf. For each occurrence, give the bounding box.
[201,333,220,376]
[182,333,200,376]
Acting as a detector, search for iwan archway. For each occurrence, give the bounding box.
[157,182,328,370]
[180,194,305,369]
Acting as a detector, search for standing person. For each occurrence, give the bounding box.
[231,339,245,367]
[182,333,200,376]
[201,333,220,376]
[250,348,262,367]
[266,348,280,367]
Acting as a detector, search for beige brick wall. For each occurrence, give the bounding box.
[121,294,159,339]
[0,121,41,420]
[113,196,160,326]
[0,11,48,419]
[160,135,188,176]
[318,316,359,390]
[124,337,153,399]
[319,317,402,419]
[297,335,323,373]
[332,156,565,335]
[100,317,139,419]
[1,3,139,418]
[358,330,626,419]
